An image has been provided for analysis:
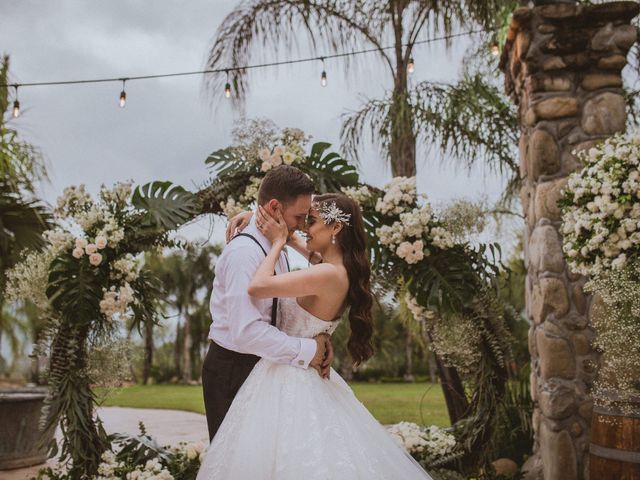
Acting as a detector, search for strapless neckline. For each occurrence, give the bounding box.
[293,299,341,323]
[277,298,342,338]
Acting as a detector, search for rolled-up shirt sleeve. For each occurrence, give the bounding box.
[223,246,317,368]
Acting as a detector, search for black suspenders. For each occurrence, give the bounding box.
[231,233,289,327]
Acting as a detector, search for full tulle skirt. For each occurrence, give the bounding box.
[197,358,432,480]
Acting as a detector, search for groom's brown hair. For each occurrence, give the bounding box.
[258,165,314,205]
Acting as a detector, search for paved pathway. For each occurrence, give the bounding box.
[3,407,209,480]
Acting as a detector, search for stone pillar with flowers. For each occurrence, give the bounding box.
[499,2,639,479]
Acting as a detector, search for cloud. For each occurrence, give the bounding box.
[1,0,509,248]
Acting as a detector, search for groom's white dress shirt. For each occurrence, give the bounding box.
[208,216,317,368]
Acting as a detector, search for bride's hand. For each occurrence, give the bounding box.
[226,210,253,243]
[256,206,288,246]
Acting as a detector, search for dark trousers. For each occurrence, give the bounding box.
[202,341,260,441]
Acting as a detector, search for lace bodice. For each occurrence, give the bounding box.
[277,297,341,338]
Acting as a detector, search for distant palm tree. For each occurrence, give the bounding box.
[146,242,220,383]
[206,0,516,177]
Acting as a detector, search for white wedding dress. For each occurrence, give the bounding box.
[197,297,433,480]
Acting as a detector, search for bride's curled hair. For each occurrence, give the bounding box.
[313,193,374,365]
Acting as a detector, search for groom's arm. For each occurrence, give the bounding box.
[219,246,318,369]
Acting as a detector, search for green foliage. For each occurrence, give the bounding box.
[132,181,201,231]
[205,147,258,177]
[46,254,108,328]
[303,142,359,192]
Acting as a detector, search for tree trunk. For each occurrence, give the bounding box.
[428,351,438,384]
[181,312,192,383]
[174,316,182,381]
[433,352,469,424]
[142,315,154,385]
[389,87,417,177]
[403,330,414,382]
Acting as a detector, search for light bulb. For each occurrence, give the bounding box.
[12,100,20,118]
[491,43,500,56]
[407,57,415,74]
[119,90,126,108]
[321,70,327,87]
[225,82,231,98]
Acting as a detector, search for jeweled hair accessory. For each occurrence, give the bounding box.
[313,201,351,226]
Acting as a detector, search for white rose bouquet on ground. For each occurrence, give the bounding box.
[387,422,464,479]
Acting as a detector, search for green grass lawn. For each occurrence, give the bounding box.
[100,382,449,426]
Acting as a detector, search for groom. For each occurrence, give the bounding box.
[202,165,333,441]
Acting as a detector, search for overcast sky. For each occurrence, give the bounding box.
[1,0,510,254]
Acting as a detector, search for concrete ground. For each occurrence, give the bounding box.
[2,407,209,480]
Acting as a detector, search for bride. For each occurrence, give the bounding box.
[197,193,432,479]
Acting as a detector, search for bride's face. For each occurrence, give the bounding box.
[304,209,334,252]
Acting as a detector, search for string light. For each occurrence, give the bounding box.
[320,58,327,87]
[224,70,231,98]
[0,28,494,105]
[12,85,20,118]
[491,42,500,56]
[119,79,127,108]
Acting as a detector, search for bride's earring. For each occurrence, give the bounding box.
[331,235,336,244]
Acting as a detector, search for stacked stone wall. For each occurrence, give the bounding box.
[500,2,639,479]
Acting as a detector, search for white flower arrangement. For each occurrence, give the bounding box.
[7,181,142,324]
[341,185,372,204]
[99,283,135,321]
[560,132,640,275]
[373,177,456,265]
[375,176,417,215]
[387,422,459,469]
[92,437,205,480]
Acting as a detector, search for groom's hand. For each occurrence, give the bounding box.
[321,337,334,379]
[310,333,330,378]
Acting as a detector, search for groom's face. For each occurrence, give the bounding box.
[272,194,312,233]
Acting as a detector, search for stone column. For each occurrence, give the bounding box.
[499,3,639,479]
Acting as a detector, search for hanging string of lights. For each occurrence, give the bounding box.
[4,27,500,117]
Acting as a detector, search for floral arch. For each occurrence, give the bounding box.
[8,126,516,477]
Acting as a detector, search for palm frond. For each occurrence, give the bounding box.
[204,0,396,106]
[0,185,51,261]
[340,96,393,166]
[412,75,519,177]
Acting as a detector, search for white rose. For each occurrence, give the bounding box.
[282,151,296,165]
[85,243,98,254]
[186,446,198,460]
[75,237,88,249]
[258,148,271,161]
[270,154,283,167]
[89,253,103,266]
[261,161,272,172]
[95,235,108,249]
[72,247,84,259]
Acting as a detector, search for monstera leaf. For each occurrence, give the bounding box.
[131,181,200,231]
[205,147,254,178]
[303,142,359,193]
[46,254,107,325]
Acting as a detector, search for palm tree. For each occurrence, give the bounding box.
[146,242,220,382]
[206,0,515,177]
[0,56,51,370]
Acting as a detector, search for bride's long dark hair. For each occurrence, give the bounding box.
[313,193,374,365]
